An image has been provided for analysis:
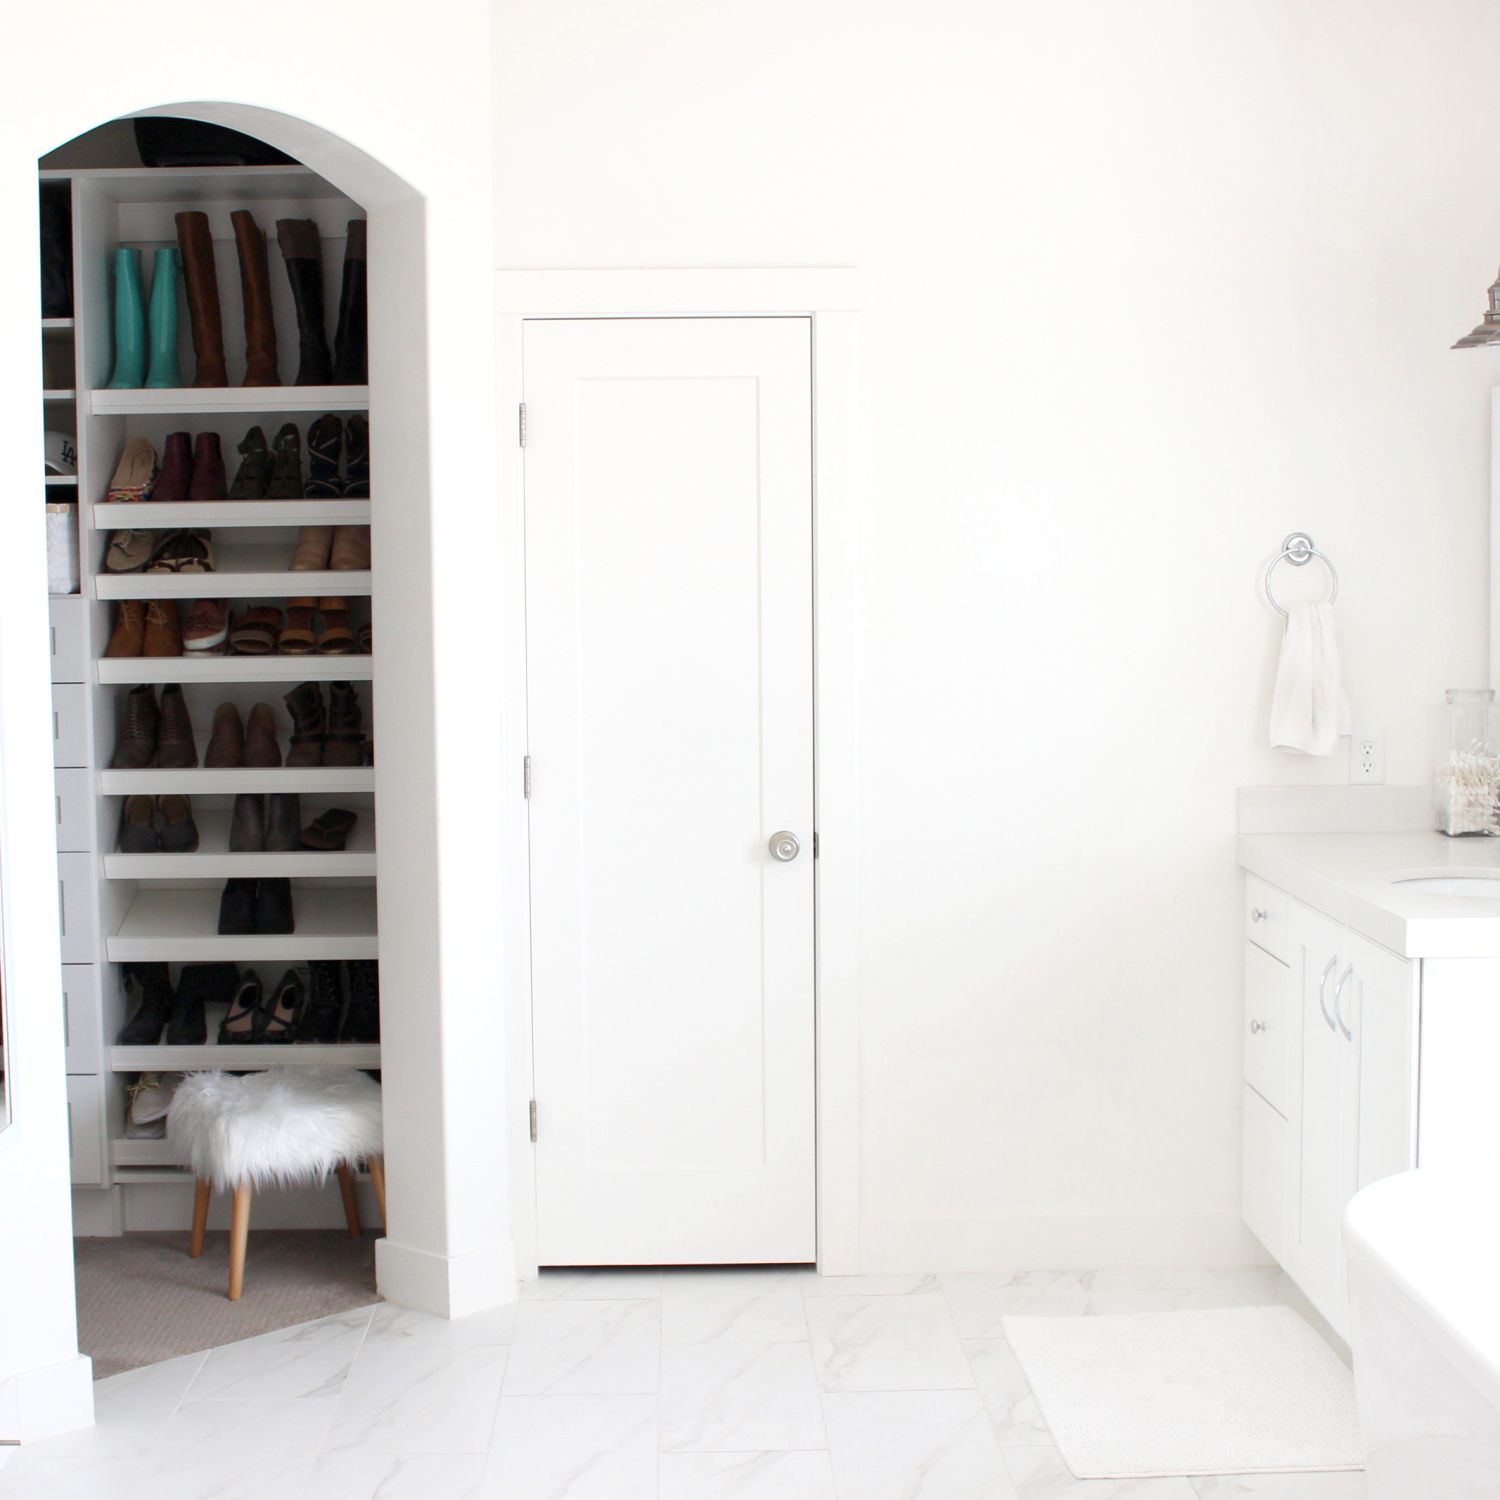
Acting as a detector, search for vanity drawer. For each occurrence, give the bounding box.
[54,767,93,853]
[60,964,102,1074]
[48,596,88,684]
[1242,1082,1287,1262]
[57,851,98,964]
[52,684,90,769]
[66,1074,106,1186]
[1243,941,1292,1117]
[1245,875,1291,963]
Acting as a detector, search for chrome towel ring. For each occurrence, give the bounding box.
[1265,532,1339,618]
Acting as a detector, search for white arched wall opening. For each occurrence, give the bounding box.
[1,7,510,1441]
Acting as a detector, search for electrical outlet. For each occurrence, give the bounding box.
[1351,731,1385,785]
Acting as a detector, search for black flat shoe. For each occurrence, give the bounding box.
[259,967,308,1043]
[218,972,264,1043]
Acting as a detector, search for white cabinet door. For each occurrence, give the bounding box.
[524,317,815,1266]
[1347,931,1417,1196]
[1290,903,1360,1331]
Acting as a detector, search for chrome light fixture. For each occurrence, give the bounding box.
[1453,266,1500,347]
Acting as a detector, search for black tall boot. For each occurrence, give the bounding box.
[275,219,332,385]
[40,182,73,318]
[342,960,379,1042]
[303,961,346,1043]
[117,963,175,1045]
[332,220,367,385]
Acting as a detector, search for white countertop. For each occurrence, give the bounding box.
[1237,830,1500,958]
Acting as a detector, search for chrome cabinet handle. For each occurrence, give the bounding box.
[1334,964,1354,1040]
[768,831,801,862]
[1250,1019,1266,1034]
[1251,907,1268,923]
[1317,956,1338,1032]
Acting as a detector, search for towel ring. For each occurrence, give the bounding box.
[1265,532,1339,618]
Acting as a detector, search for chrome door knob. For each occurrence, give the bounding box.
[1250,907,1268,922]
[769,831,801,862]
[1250,1019,1266,1034]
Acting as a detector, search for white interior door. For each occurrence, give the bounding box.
[523,316,815,1265]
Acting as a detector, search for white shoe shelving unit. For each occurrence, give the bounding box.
[42,156,382,1208]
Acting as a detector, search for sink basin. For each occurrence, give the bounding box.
[1391,873,1500,898]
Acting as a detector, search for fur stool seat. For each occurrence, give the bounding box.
[169,1067,386,1300]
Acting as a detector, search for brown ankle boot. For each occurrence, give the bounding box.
[245,703,283,767]
[110,685,159,770]
[283,681,326,767]
[105,600,146,658]
[143,599,183,657]
[155,684,198,768]
[174,211,227,387]
[204,703,245,768]
[231,210,279,386]
[323,680,364,767]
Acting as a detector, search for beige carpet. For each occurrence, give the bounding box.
[75,1230,380,1379]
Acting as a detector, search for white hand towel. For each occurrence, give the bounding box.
[1269,600,1350,755]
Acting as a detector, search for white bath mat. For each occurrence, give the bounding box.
[1002,1305,1363,1478]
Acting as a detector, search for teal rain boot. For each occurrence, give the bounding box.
[144,247,182,388]
[107,247,146,389]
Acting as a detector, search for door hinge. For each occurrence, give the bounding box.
[518,402,528,448]
[813,831,820,859]
[523,754,533,799]
[529,1099,538,1143]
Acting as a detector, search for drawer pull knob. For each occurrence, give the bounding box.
[1250,907,1269,922]
[1250,1018,1266,1034]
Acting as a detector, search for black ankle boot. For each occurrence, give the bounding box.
[342,960,379,1042]
[343,414,369,498]
[117,963,174,1045]
[218,878,257,935]
[169,959,239,1044]
[284,681,326,768]
[303,960,346,1042]
[265,793,301,852]
[305,414,343,498]
[275,219,332,385]
[255,877,295,934]
[229,793,266,853]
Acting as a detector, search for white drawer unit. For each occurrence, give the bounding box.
[1243,941,1292,1118]
[53,767,93,853]
[66,1074,106,1187]
[51,683,90,769]
[1241,1082,1287,1263]
[57,850,98,964]
[47,595,88,684]
[1244,874,1291,964]
[60,964,102,1074]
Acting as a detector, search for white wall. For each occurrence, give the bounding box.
[495,0,1500,1264]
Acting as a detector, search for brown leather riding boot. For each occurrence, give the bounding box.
[174,211,227,387]
[231,210,279,386]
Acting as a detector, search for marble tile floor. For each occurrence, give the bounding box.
[0,1265,1368,1500]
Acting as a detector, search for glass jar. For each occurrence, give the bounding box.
[1435,688,1500,836]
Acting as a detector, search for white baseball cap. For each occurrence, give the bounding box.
[44,430,77,476]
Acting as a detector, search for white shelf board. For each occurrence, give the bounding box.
[45,475,79,487]
[98,655,373,685]
[43,389,77,401]
[101,765,376,796]
[42,317,75,331]
[110,1040,381,1078]
[91,385,368,416]
[108,886,377,962]
[105,809,376,879]
[94,499,371,529]
[97,545,371,600]
[43,165,341,203]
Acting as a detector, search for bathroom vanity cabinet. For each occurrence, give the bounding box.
[1241,835,1500,1342]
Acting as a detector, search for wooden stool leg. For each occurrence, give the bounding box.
[189,1179,211,1258]
[367,1156,387,1229]
[227,1183,252,1301]
[334,1163,362,1238]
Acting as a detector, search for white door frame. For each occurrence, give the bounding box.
[497,270,861,1277]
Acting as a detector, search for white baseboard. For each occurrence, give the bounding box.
[0,1355,93,1444]
[376,1237,518,1320]
[858,1210,1267,1272]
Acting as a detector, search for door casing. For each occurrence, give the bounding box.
[496,270,861,1278]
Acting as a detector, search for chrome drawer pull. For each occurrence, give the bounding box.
[1334,964,1354,1040]
[1317,956,1338,1032]
[1250,907,1269,923]
[1250,1018,1266,1034]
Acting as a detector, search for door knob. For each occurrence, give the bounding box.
[768,831,801,862]
[1250,1019,1266,1034]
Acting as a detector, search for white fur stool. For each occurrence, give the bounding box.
[169,1067,385,1300]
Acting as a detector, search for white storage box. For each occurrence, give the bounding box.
[46,501,80,595]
